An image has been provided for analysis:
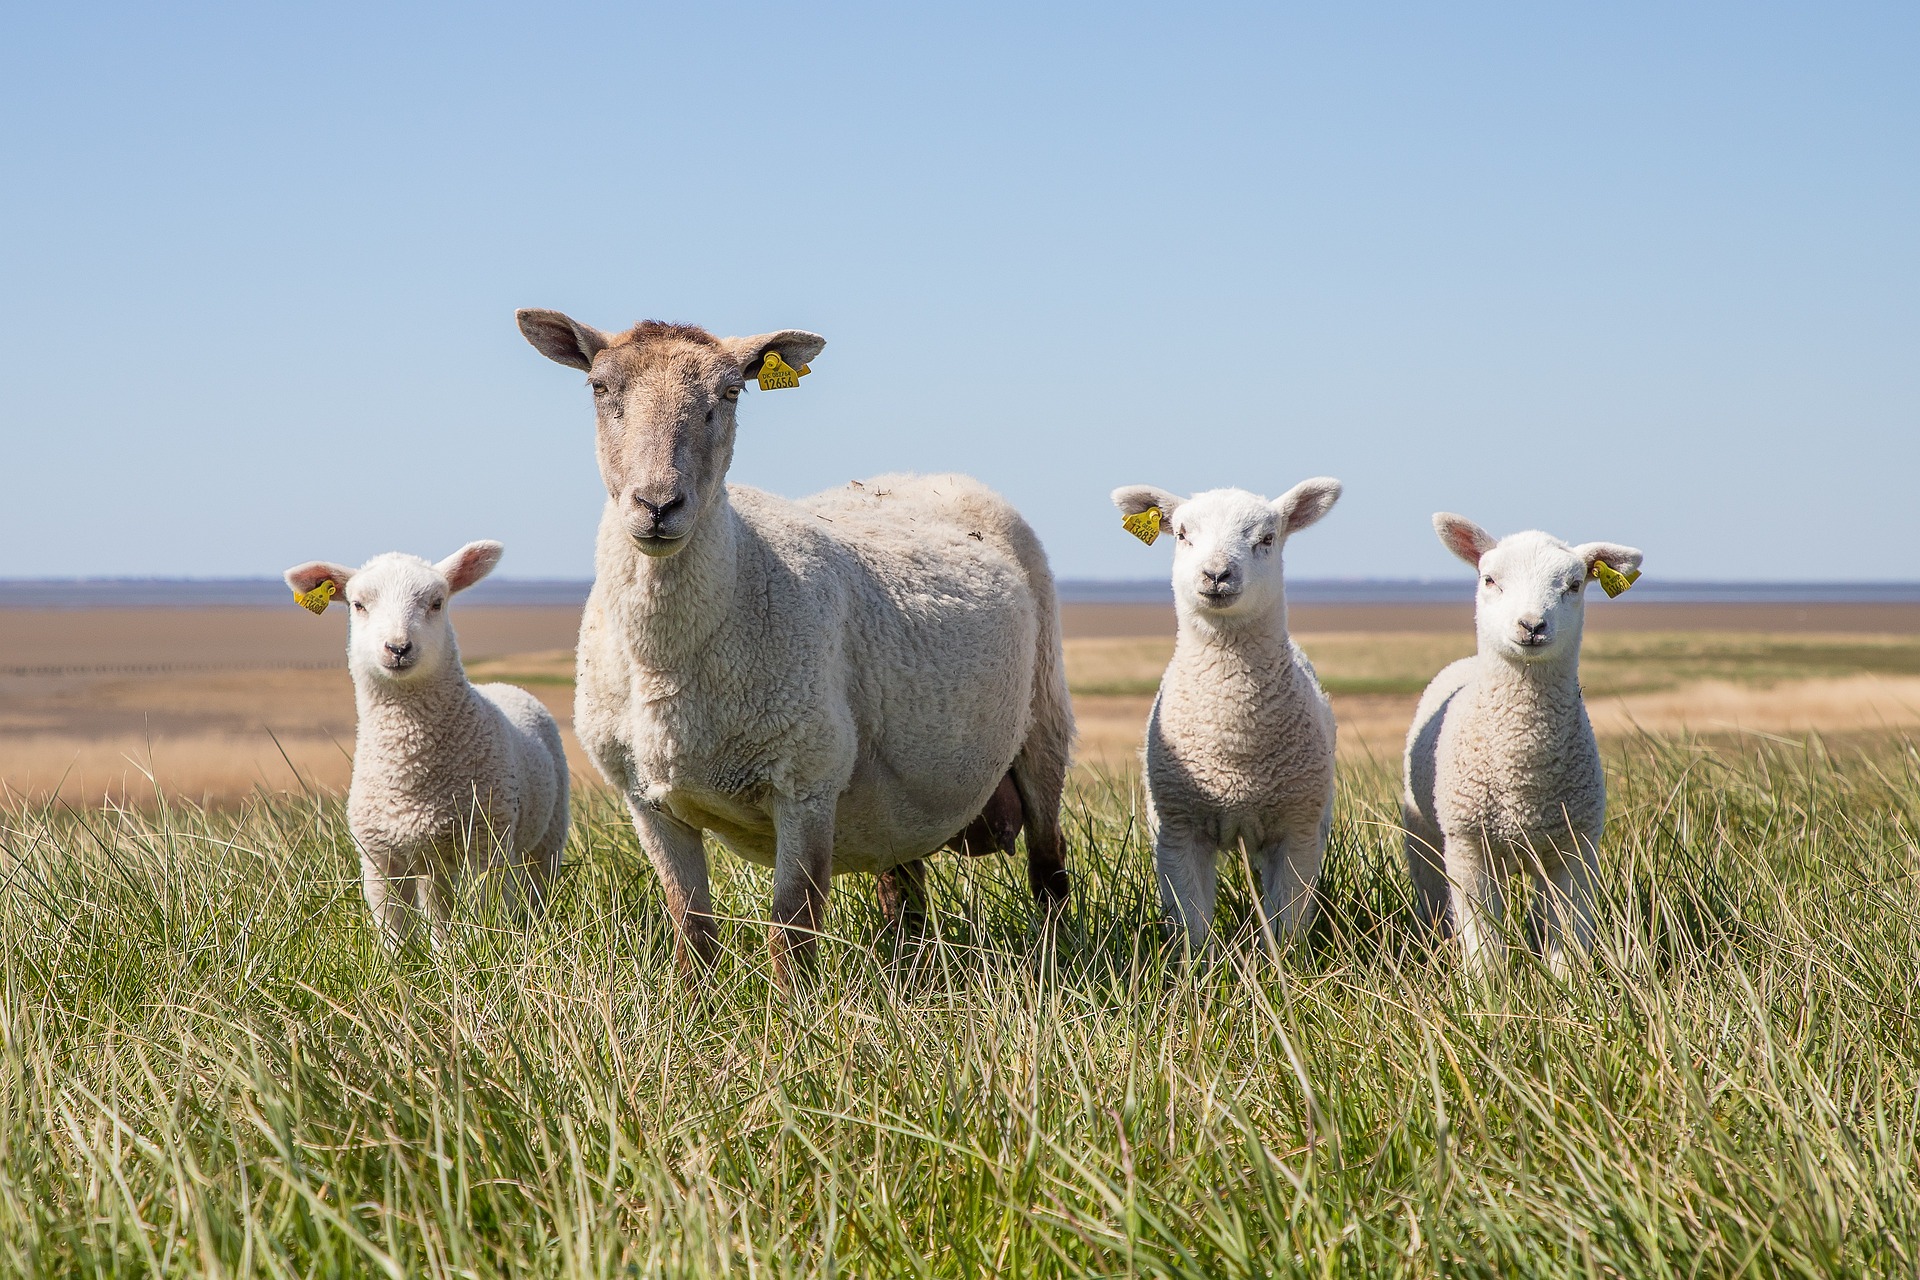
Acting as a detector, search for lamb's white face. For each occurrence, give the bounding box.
[284,541,503,690]
[343,554,459,684]
[1165,489,1287,618]
[1111,478,1342,623]
[1472,532,1593,664]
[1433,515,1644,667]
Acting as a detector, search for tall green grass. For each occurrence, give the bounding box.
[3,734,1917,1277]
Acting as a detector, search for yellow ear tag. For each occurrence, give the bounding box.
[1121,507,1163,546]
[757,350,808,391]
[293,580,336,614]
[1592,559,1641,599]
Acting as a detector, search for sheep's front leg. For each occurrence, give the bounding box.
[629,802,716,974]
[1445,834,1505,979]
[1255,807,1329,946]
[769,795,837,987]
[1155,822,1217,955]
[1532,841,1597,979]
[360,848,419,952]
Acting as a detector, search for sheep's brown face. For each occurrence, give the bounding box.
[586,336,742,555]
[516,310,826,559]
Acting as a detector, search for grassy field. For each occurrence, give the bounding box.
[5,733,1918,1276]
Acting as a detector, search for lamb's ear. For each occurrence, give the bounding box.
[1433,513,1498,567]
[1574,541,1644,580]
[1111,485,1183,519]
[516,308,609,371]
[1273,477,1342,535]
[436,541,504,594]
[284,561,355,599]
[720,330,827,381]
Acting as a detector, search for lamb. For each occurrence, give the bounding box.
[1110,478,1343,951]
[283,542,570,949]
[1401,515,1644,977]
[516,309,1075,984]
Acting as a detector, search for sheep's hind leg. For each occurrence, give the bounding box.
[875,859,929,938]
[769,795,837,988]
[630,802,717,975]
[1404,810,1452,936]
[1011,742,1072,907]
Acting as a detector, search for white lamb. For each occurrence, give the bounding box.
[1110,478,1343,951]
[517,310,1074,985]
[1401,514,1644,977]
[283,542,570,949]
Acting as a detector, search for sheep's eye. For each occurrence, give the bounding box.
[590,381,608,396]
[722,384,742,401]
[430,598,444,611]
[352,601,366,613]
[1256,534,1275,550]
[1482,575,1496,588]
[1175,527,1188,542]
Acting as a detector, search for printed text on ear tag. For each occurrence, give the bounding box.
[1592,560,1641,599]
[294,580,336,614]
[757,351,809,391]
[1121,507,1163,546]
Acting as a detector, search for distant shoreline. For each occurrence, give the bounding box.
[5,577,1920,609]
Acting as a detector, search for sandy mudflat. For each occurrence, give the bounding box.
[5,602,1920,804]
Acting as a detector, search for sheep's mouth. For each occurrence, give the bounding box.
[381,656,418,672]
[1196,587,1240,606]
[630,531,689,558]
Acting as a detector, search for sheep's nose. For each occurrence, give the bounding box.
[385,640,413,659]
[1200,564,1235,587]
[629,488,686,527]
[1518,618,1548,642]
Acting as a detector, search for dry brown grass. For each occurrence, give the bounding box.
[7,603,1920,802]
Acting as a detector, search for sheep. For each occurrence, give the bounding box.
[1109,478,1343,952]
[283,542,570,949]
[1401,514,1644,977]
[516,309,1075,984]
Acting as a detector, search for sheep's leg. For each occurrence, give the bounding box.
[630,803,716,974]
[360,849,418,952]
[1532,845,1597,979]
[1256,804,1330,946]
[1011,747,1071,907]
[769,796,837,987]
[875,859,928,937]
[1445,835,1505,979]
[1155,824,1217,955]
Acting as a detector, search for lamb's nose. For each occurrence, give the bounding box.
[1201,565,1235,587]
[1519,618,1548,641]
[385,640,413,659]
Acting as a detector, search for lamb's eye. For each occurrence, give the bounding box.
[1256,534,1275,550]
[1482,575,1496,588]
[430,598,444,611]
[1175,527,1188,542]
[352,601,366,613]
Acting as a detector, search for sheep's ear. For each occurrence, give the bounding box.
[1574,541,1644,580]
[1433,513,1498,567]
[1111,485,1183,519]
[720,330,827,382]
[284,561,354,600]
[517,308,609,371]
[437,541,504,594]
[1273,477,1341,535]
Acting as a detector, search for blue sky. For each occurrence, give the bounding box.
[2,3,1914,582]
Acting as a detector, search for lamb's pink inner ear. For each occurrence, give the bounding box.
[440,542,504,593]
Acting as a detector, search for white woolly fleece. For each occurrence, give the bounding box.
[1401,515,1644,977]
[285,545,569,949]
[1111,479,1343,950]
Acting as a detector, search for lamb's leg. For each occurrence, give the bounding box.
[1155,823,1217,954]
[769,795,837,987]
[1446,834,1505,979]
[360,849,417,952]
[1256,803,1330,945]
[1011,738,1071,907]
[630,802,717,974]
[1533,844,1597,979]
[875,859,928,937]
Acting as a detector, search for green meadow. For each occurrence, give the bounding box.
[4,734,1917,1277]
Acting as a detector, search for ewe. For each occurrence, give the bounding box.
[517,310,1074,984]
[1402,515,1643,977]
[1110,478,1343,951]
[284,543,569,948]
